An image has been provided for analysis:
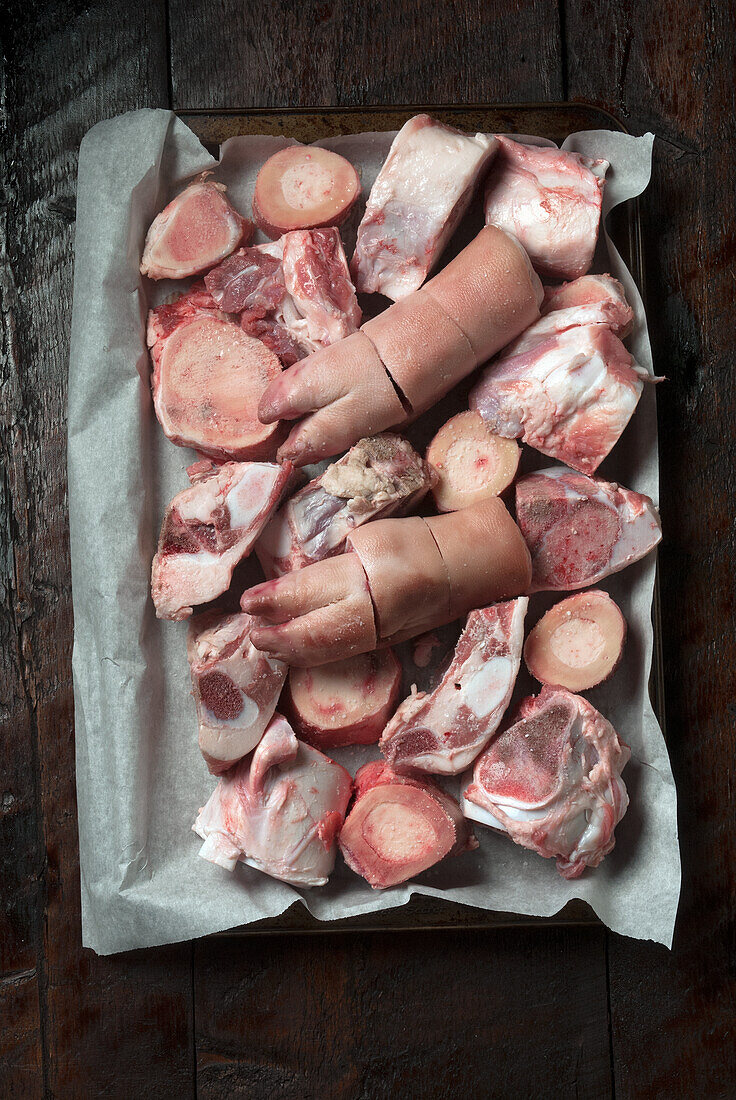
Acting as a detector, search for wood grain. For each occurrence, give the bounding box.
[194,927,612,1100]
[168,0,564,109]
[2,2,195,1095]
[566,1,736,1095]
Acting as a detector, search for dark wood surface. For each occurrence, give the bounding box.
[2,1,734,1096]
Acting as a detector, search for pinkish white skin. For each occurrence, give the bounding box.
[484,136,607,280]
[541,274,634,338]
[151,459,292,620]
[255,434,432,578]
[147,284,283,460]
[352,115,498,300]
[427,411,521,513]
[339,760,477,889]
[470,323,648,474]
[515,465,662,592]
[252,145,361,238]
[140,173,251,280]
[194,714,352,885]
[187,610,287,774]
[463,686,630,878]
[284,648,402,750]
[524,590,627,692]
[380,599,528,775]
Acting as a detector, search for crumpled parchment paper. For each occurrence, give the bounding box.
[68,110,680,954]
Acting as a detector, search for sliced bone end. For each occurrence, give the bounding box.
[524,590,627,691]
[253,146,361,239]
[427,410,521,512]
[284,648,402,749]
[339,762,473,888]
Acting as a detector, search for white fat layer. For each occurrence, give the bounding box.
[463,657,514,718]
[197,832,240,872]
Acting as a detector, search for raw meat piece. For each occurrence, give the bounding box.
[140,173,251,280]
[151,459,291,620]
[147,285,283,460]
[284,648,402,749]
[243,497,532,666]
[187,610,287,773]
[339,761,477,888]
[193,714,352,886]
[253,145,361,238]
[426,411,520,512]
[524,590,626,691]
[515,465,662,592]
[281,228,362,345]
[352,115,498,300]
[484,136,607,280]
[470,323,648,474]
[205,229,361,364]
[204,245,286,316]
[255,434,432,577]
[262,225,542,466]
[541,274,634,337]
[380,598,528,775]
[463,686,630,878]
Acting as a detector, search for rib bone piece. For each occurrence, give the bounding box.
[463,686,630,878]
[255,434,433,577]
[380,598,528,775]
[193,714,352,886]
[515,465,662,592]
[187,610,287,773]
[151,459,291,620]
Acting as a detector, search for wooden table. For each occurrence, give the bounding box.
[2,2,734,1096]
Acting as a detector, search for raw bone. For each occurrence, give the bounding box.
[187,610,287,773]
[147,284,283,460]
[426,410,520,513]
[339,761,477,888]
[470,322,647,474]
[463,686,630,878]
[255,434,432,578]
[242,496,532,666]
[252,145,361,238]
[284,648,402,749]
[281,228,362,346]
[352,114,498,300]
[484,136,607,280]
[380,599,527,775]
[193,715,352,886]
[260,225,542,466]
[541,274,634,337]
[515,465,662,592]
[140,173,251,280]
[523,589,627,692]
[151,459,291,620]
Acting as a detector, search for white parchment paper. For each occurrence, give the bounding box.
[68,110,680,954]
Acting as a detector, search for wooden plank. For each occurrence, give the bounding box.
[195,926,612,1100]
[565,1,736,1095]
[168,0,564,110]
[3,2,195,1094]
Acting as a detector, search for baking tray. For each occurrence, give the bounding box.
[176,103,664,935]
